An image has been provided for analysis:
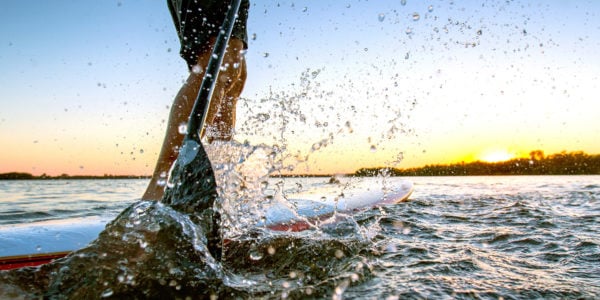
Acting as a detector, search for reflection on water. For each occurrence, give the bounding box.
[0,180,143,226]
[1,175,599,298]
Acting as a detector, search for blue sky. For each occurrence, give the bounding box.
[1,0,599,175]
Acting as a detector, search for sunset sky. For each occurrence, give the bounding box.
[1,0,599,176]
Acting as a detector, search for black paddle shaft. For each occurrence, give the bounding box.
[186,0,243,142]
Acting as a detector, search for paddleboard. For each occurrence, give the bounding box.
[260,179,413,231]
[0,179,412,270]
[0,217,109,270]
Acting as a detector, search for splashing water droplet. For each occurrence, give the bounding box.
[412,13,420,21]
[311,143,321,152]
[428,5,434,12]
[260,181,269,190]
[178,123,188,134]
[401,0,407,6]
[100,288,114,298]
[370,145,377,153]
[378,13,385,22]
[263,52,270,58]
[249,246,263,261]
[166,180,175,189]
[251,33,257,40]
[191,65,203,74]
[157,172,167,187]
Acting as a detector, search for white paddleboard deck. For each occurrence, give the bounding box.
[261,179,413,230]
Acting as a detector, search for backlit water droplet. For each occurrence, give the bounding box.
[412,13,420,21]
[370,145,377,153]
[260,181,269,190]
[311,142,321,151]
[378,13,385,22]
[100,288,114,298]
[178,123,188,134]
[191,65,203,74]
[249,246,263,260]
[157,171,167,187]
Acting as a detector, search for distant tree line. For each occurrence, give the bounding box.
[0,172,149,180]
[355,150,600,176]
[3,150,599,180]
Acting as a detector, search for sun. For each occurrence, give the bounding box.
[480,150,515,163]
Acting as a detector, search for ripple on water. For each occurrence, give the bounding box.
[1,176,599,298]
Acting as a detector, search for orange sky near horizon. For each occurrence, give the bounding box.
[1,1,599,177]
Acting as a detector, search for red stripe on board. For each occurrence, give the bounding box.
[0,252,69,270]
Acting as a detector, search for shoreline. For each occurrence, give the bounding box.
[1,173,599,181]
[2,150,599,180]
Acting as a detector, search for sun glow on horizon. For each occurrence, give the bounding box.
[480,149,515,163]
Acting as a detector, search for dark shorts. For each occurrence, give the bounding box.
[168,0,250,68]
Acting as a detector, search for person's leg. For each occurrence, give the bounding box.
[204,38,247,142]
[142,68,204,200]
[142,38,247,200]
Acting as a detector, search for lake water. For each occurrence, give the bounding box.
[0,175,599,298]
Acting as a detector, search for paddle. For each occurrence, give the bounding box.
[161,0,243,259]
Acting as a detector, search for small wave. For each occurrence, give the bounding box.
[583,184,599,190]
[0,211,53,225]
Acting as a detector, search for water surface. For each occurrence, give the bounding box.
[0,176,598,298]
